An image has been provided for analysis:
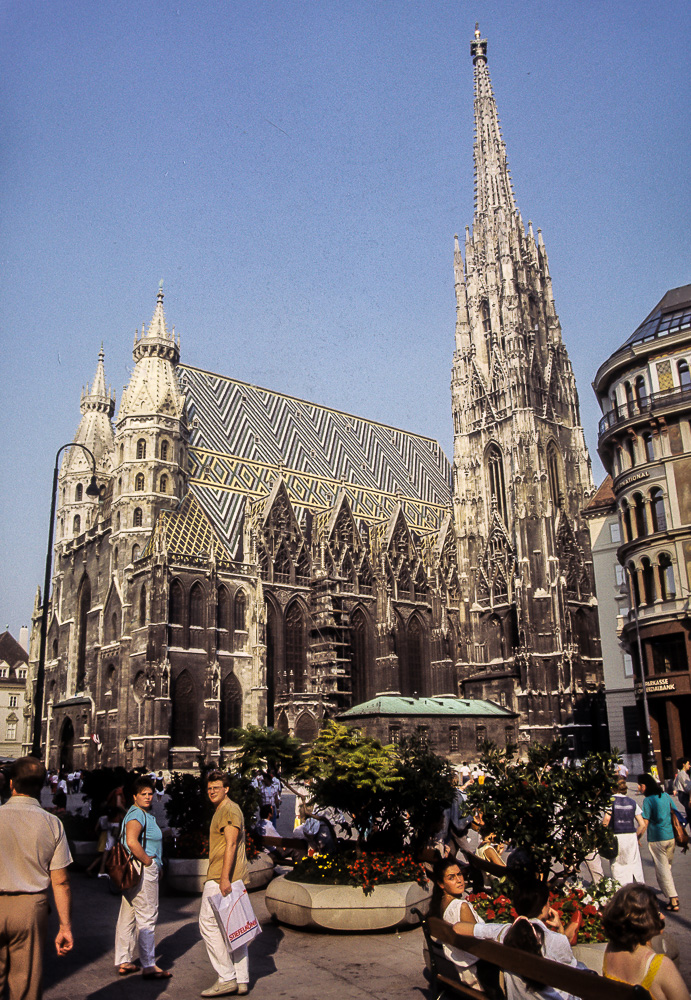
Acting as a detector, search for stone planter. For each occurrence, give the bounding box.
[265,875,432,932]
[166,854,275,895]
[572,942,606,974]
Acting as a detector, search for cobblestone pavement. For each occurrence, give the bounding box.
[41,788,690,998]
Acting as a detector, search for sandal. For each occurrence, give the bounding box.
[118,964,138,976]
[142,969,173,979]
[664,899,680,912]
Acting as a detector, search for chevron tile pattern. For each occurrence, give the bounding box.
[177,364,452,550]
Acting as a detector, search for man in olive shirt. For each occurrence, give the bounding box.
[0,756,73,1000]
[199,770,249,997]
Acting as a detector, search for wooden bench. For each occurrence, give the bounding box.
[412,910,652,1000]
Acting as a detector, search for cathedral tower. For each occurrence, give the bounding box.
[451,27,605,752]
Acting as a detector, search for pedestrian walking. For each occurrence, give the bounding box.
[673,758,691,827]
[637,773,679,912]
[0,756,74,1000]
[603,777,645,884]
[113,775,171,979]
[199,770,250,997]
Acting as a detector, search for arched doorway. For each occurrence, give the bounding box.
[59,717,74,771]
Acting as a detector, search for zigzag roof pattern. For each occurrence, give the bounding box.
[143,491,231,561]
[177,364,452,553]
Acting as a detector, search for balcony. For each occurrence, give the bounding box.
[598,383,691,439]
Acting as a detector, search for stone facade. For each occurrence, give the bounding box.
[0,631,29,758]
[593,283,691,777]
[27,27,605,772]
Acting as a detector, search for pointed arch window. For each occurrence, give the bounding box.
[406,616,424,697]
[75,483,83,502]
[486,445,508,524]
[136,439,147,460]
[349,609,369,706]
[221,673,242,742]
[73,514,81,534]
[547,443,562,510]
[285,602,305,691]
[678,360,691,389]
[265,602,276,726]
[234,590,246,632]
[274,546,291,584]
[398,563,412,601]
[189,582,205,630]
[341,552,355,592]
[481,299,491,335]
[171,670,196,747]
[358,558,373,595]
[217,585,230,630]
[135,473,145,492]
[169,579,184,625]
[296,549,311,586]
[160,440,169,461]
[160,475,168,494]
[76,575,91,691]
[139,584,146,626]
[132,544,140,563]
[133,507,143,527]
[109,611,118,643]
[650,488,667,533]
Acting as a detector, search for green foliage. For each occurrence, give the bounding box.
[299,721,402,845]
[465,738,619,880]
[164,770,260,845]
[79,766,136,819]
[230,724,305,778]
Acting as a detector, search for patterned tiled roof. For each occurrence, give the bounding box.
[143,491,231,561]
[177,365,452,552]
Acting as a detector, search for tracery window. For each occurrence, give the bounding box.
[221,673,243,741]
[547,443,562,509]
[274,546,291,584]
[136,439,146,460]
[171,670,196,747]
[486,444,508,524]
[285,602,305,691]
[349,609,369,706]
[234,590,246,632]
[189,583,205,629]
[169,579,184,625]
[407,615,424,696]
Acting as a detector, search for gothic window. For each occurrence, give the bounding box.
[135,473,145,492]
[217,585,230,630]
[634,375,648,408]
[171,670,196,747]
[642,432,655,463]
[632,493,647,538]
[349,608,369,706]
[160,475,168,494]
[487,615,503,661]
[105,664,117,701]
[73,514,81,534]
[547,443,562,510]
[650,488,667,532]
[76,575,91,691]
[415,568,428,601]
[189,583,205,629]
[234,590,246,632]
[678,360,691,389]
[481,299,491,335]
[132,544,140,563]
[486,444,508,524]
[139,584,146,626]
[113,547,119,569]
[136,439,146,459]
[406,615,424,696]
[358,558,373,595]
[658,554,675,600]
[133,507,143,527]
[75,483,83,502]
[169,579,184,625]
[296,549,311,586]
[259,547,270,581]
[220,673,242,742]
[276,711,289,734]
[641,558,655,605]
[160,440,169,461]
[295,712,318,742]
[274,546,291,584]
[265,602,276,726]
[341,552,355,592]
[398,563,412,601]
[285,602,305,691]
[493,571,508,604]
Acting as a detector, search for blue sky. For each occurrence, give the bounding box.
[1,0,689,636]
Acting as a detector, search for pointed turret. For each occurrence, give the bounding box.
[471,24,516,220]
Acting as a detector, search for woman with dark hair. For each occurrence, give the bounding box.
[431,856,483,985]
[502,918,578,1000]
[113,776,171,979]
[602,885,689,999]
[637,773,679,912]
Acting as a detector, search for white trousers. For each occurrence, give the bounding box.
[199,880,249,984]
[114,861,159,969]
[648,839,677,900]
[611,832,645,885]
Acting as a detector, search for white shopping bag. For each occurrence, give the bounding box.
[210,880,262,952]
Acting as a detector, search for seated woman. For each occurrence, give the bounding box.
[601,884,689,1000]
[501,918,578,1000]
[431,856,483,985]
[475,820,507,868]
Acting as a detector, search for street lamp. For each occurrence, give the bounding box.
[626,567,657,774]
[31,443,100,759]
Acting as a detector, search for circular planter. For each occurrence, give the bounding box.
[166,854,275,895]
[265,875,432,932]
[572,942,606,974]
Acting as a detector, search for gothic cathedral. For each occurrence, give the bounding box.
[28,28,605,771]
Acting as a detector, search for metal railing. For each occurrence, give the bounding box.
[598,383,691,437]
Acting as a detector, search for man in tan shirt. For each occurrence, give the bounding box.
[0,756,74,1000]
[199,770,249,997]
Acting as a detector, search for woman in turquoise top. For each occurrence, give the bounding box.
[637,773,679,912]
[113,776,172,979]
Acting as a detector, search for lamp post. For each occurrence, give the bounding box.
[31,443,100,760]
[626,567,657,774]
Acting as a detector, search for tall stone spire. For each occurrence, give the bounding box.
[471,24,515,220]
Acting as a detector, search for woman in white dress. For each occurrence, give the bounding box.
[431,856,484,985]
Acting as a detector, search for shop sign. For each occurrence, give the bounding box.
[635,678,676,694]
